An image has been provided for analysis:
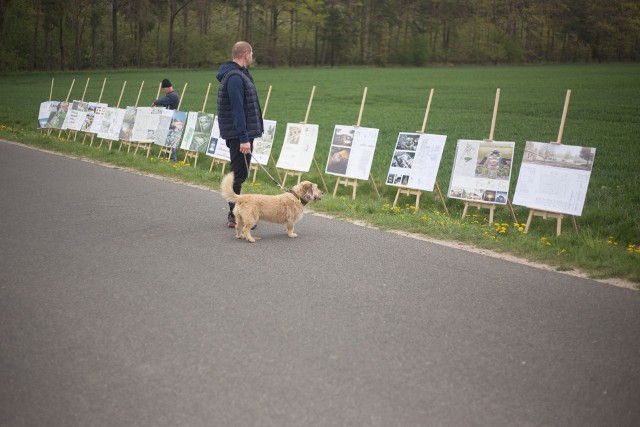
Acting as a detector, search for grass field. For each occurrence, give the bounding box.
[1,64,639,284]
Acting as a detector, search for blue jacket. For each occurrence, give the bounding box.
[216,62,263,141]
[154,90,180,110]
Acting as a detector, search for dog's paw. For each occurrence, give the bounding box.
[287,233,298,238]
[247,237,256,243]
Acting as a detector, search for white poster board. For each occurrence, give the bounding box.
[62,100,89,131]
[131,107,164,143]
[276,123,319,172]
[181,112,215,153]
[206,116,230,161]
[252,119,277,165]
[155,110,187,148]
[97,107,126,141]
[118,107,137,142]
[513,141,596,216]
[87,103,108,134]
[38,101,59,128]
[448,139,515,204]
[325,125,379,180]
[80,102,97,132]
[386,132,447,191]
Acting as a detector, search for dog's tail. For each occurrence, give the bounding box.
[220,172,238,202]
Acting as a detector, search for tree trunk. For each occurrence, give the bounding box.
[112,0,119,68]
[59,16,64,70]
[30,0,40,71]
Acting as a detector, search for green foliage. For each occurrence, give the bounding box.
[1,0,640,71]
[0,64,639,283]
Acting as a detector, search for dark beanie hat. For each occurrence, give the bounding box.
[161,79,172,88]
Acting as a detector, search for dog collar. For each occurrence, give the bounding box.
[290,190,308,206]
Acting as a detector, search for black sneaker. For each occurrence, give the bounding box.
[227,212,236,228]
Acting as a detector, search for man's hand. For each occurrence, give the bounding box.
[240,142,251,154]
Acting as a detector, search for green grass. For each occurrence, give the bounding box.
[1,64,639,285]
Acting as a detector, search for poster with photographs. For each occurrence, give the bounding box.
[155,110,187,148]
[62,100,89,131]
[325,125,379,180]
[38,101,59,128]
[512,141,596,216]
[386,132,447,191]
[97,107,126,141]
[181,112,215,153]
[45,101,69,129]
[275,123,319,172]
[206,116,230,161]
[252,119,277,165]
[131,107,164,142]
[80,102,97,132]
[448,139,515,204]
[87,103,108,134]
[118,107,137,142]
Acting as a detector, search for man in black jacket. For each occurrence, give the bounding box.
[216,41,264,228]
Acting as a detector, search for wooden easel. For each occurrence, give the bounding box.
[524,90,579,236]
[40,78,54,134]
[50,79,75,136]
[59,77,89,140]
[278,86,328,192]
[119,81,144,153]
[72,77,91,142]
[158,82,191,161]
[249,85,281,183]
[332,87,380,200]
[392,89,449,214]
[86,78,107,146]
[461,88,517,225]
[97,81,127,151]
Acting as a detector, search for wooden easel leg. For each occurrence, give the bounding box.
[393,188,401,208]
[434,182,449,215]
[415,192,421,211]
[296,172,302,185]
[313,157,329,194]
[462,202,469,220]
[333,180,340,197]
[556,216,562,236]
[194,153,199,167]
[525,210,534,233]
[352,180,357,200]
[507,199,518,224]
[570,216,578,234]
[209,159,215,173]
[369,174,380,199]
[488,205,495,225]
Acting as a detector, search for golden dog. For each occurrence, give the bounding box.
[221,172,323,243]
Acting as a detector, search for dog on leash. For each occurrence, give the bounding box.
[220,172,323,243]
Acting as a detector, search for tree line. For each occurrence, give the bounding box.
[1,0,638,71]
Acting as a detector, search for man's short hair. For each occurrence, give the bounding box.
[232,41,252,58]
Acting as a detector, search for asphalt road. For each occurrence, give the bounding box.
[1,140,639,427]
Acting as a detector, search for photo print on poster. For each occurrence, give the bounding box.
[386,132,447,192]
[512,141,596,216]
[181,112,215,153]
[47,101,69,129]
[448,139,515,204]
